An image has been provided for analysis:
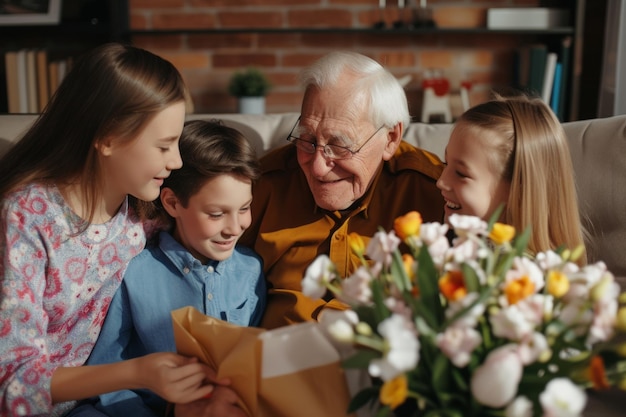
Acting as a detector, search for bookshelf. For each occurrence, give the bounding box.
[1,1,592,120]
[0,0,128,113]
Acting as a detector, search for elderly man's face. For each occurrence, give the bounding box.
[296,77,397,212]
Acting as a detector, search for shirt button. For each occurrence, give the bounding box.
[335,234,342,240]
[183,267,190,274]
[207,266,214,273]
[207,293,213,301]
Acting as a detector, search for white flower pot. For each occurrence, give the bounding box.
[238,96,265,114]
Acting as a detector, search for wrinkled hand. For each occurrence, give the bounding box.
[135,352,214,403]
[174,386,247,417]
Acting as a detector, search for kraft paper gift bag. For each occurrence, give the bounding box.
[171,306,354,417]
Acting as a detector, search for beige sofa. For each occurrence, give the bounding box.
[2,112,625,278]
[1,113,624,415]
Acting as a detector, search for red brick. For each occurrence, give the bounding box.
[219,12,284,28]
[130,14,147,30]
[288,10,353,28]
[213,53,277,68]
[418,51,454,69]
[131,34,185,51]
[187,33,256,49]
[377,52,416,68]
[433,7,487,28]
[152,13,216,30]
[191,0,319,6]
[282,53,327,68]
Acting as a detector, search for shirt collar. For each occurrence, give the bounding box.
[158,231,223,276]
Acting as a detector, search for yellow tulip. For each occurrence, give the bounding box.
[394,211,422,241]
[546,270,570,298]
[348,232,366,256]
[380,374,409,409]
[488,223,516,245]
[439,270,467,301]
[504,275,535,305]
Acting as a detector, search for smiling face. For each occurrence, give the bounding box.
[437,123,510,223]
[296,76,401,212]
[163,174,253,263]
[99,101,186,204]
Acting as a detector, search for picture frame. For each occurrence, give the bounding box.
[0,0,62,25]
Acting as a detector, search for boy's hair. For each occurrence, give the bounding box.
[0,43,190,223]
[163,119,260,207]
[456,93,587,262]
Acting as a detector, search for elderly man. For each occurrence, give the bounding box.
[241,51,445,329]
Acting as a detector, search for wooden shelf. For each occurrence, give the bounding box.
[127,27,575,36]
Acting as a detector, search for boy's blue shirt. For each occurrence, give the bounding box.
[87,230,266,417]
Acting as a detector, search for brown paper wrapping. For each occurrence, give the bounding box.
[171,306,354,417]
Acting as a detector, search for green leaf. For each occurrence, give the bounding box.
[370,279,391,323]
[513,226,531,256]
[342,349,382,368]
[415,247,444,328]
[391,250,411,292]
[347,386,380,413]
[461,263,480,293]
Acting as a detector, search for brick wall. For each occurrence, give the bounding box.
[129,0,551,117]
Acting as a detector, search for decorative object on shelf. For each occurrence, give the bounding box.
[303,210,626,417]
[421,68,452,123]
[412,0,435,28]
[0,0,62,25]
[228,67,271,115]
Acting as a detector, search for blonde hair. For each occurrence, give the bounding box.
[457,94,587,263]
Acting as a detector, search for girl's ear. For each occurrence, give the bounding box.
[94,136,115,156]
[160,187,180,218]
[382,122,403,161]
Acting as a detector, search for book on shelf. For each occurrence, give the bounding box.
[36,49,49,112]
[26,49,38,114]
[550,62,563,115]
[556,36,572,122]
[16,49,28,113]
[4,51,20,113]
[541,52,558,104]
[3,48,73,113]
[527,44,547,98]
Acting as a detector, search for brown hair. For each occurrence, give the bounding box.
[0,43,189,226]
[162,119,260,206]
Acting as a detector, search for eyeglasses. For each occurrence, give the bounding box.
[286,117,385,160]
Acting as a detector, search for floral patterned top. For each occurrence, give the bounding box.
[0,183,146,417]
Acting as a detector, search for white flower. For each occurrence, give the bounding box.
[539,378,587,417]
[504,256,545,295]
[368,314,419,381]
[506,396,533,417]
[449,214,488,237]
[445,292,485,328]
[436,326,482,367]
[471,344,523,408]
[301,255,336,299]
[491,304,535,341]
[338,265,374,305]
[87,224,108,242]
[366,230,400,267]
[535,250,564,271]
[517,331,549,365]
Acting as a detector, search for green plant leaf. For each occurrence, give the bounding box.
[415,246,444,329]
[342,349,382,368]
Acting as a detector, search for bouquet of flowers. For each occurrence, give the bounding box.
[301,210,626,417]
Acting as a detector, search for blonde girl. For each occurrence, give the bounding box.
[437,94,586,263]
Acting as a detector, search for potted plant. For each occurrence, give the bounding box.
[228,67,271,114]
